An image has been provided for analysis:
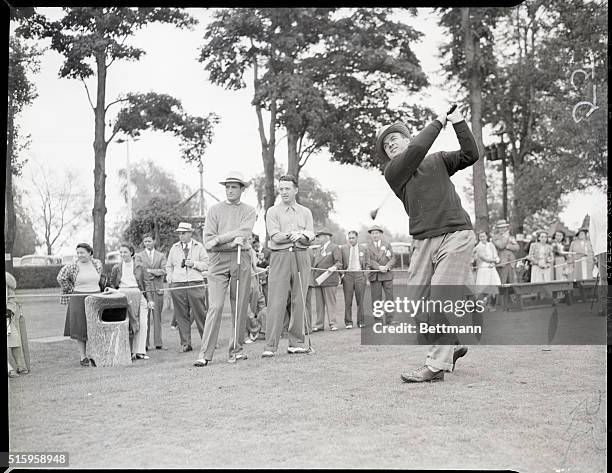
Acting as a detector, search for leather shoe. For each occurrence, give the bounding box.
[180,344,193,353]
[452,346,468,370]
[400,366,445,383]
[193,359,209,367]
[156,346,168,350]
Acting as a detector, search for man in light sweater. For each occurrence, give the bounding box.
[376,105,479,383]
[194,171,257,366]
[166,222,208,353]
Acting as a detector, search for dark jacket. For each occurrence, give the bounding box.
[383,120,479,240]
[365,240,396,282]
[108,260,150,301]
[312,242,342,287]
[340,243,369,272]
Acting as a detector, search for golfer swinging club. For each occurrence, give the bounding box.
[194,171,257,366]
[376,104,479,383]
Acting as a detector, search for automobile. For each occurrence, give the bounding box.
[390,241,412,270]
[61,255,77,265]
[105,250,122,265]
[19,254,62,266]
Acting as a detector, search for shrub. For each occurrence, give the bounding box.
[13,263,117,289]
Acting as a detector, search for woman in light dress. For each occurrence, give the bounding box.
[527,231,553,283]
[568,228,594,280]
[473,231,501,311]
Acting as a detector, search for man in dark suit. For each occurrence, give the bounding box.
[340,230,369,329]
[135,233,168,350]
[365,225,396,325]
[311,228,342,332]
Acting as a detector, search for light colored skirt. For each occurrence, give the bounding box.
[531,266,553,283]
[475,264,501,295]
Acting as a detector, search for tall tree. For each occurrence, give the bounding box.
[17,8,199,260]
[484,0,607,232]
[12,186,40,257]
[438,7,503,233]
[117,159,184,212]
[200,8,429,213]
[251,168,336,226]
[6,32,41,257]
[29,164,89,255]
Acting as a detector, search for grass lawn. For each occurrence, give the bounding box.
[8,288,607,471]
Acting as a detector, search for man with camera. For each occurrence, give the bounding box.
[166,222,209,353]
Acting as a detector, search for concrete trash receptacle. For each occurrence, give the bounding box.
[85,292,132,367]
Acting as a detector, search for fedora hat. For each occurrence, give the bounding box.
[375,122,411,159]
[367,224,384,234]
[316,228,333,237]
[494,219,510,229]
[175,222,194,233]
[219,171,248,187]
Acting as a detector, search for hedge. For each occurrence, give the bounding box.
[13,263,116,290]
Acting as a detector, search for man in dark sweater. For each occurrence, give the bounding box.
[376,106,479,383]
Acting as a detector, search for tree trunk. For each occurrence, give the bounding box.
[511,162,526,234]
[92,54,108,262]
[462,8,489,234]
[5,97,17,257]
[287,128,299,182]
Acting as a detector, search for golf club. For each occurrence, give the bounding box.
[233,244,241,353]
[369,104,458,221]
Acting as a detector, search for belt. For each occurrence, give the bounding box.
[273,246,308,252]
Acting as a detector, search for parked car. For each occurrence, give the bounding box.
[61,255,77,265]
[19,255,62,266]
[105,251,122,265]
[390,242,411,270]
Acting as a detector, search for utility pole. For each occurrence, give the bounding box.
[198,159,206,242]
[115,137,139,218]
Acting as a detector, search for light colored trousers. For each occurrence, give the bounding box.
[265,249,309,352]
[406,229,476,372]
[198,251,251,361]
[122,288,149,355]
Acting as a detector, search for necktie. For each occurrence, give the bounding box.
[350,246,358,270]
[182,243,189,259]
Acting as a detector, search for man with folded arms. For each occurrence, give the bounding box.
[376,105,478,383]
[194,172,257,366]
[262,174,315,358]
[166,222,208,353]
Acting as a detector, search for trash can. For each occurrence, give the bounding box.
[85,292,132,367]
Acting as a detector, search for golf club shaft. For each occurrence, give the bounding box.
[234,245,242,352]
[293,249,312,350]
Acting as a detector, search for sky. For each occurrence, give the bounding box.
[14,7,607,256]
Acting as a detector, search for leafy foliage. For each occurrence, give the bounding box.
[123,196,201,252]
[250,168,336,227]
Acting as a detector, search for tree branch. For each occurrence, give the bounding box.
[105,127,120,147]
[81,77,95,111]
[105,97,130,113]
